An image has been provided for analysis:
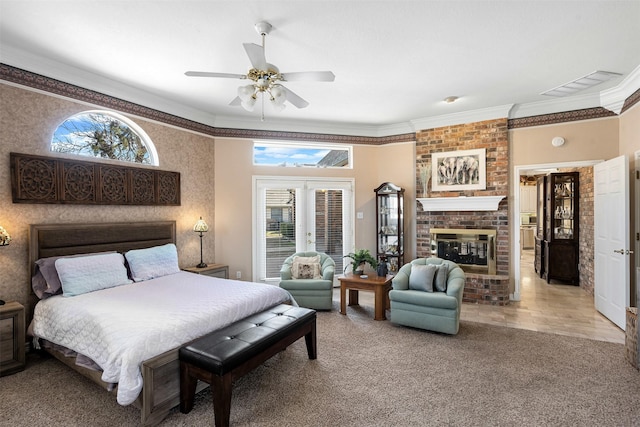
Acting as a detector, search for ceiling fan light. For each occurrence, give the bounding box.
[240,96,256,112]
[238,84,256,101]
[270,85,287,105]
[271,100,286,112]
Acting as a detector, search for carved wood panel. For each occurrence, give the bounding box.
[11,152,180,206]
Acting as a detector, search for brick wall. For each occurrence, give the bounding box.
[416,118,510,305]
[577,166,594,294]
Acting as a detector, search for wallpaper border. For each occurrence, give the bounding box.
[2,63,638,137]
[0,63,413,145]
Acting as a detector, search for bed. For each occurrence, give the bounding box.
[28,221,293,426]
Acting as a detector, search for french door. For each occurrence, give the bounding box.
[253,177,354,284]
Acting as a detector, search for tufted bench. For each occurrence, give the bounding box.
[179,304,317,427]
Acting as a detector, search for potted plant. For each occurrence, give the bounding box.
[344,249,378,275]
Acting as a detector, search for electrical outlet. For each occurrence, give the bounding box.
[236,271,242,279]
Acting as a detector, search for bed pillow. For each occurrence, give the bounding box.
[291,255,322,279]
[32,251,117,299]
[409,264,437,292]
[124,243,180,282]
[56,253,132,297]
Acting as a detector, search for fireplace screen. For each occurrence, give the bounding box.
[430,228,496,274]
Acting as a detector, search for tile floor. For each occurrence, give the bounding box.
[460,249,625,343]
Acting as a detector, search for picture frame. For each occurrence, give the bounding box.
[431,148,486,191]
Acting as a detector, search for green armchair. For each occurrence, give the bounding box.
[389,257,465,335]
[279,251,335,310]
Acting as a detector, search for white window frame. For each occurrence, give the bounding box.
[253,141,352,169]
[252,176,355,284]
[51,110,159,166]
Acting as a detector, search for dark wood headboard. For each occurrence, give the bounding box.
[29,221,176,279]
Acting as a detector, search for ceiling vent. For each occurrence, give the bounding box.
[541,70,622,97]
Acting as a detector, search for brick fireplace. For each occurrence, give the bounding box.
[416,118,510,305]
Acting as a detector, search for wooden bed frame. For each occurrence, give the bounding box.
[29,221,208,426]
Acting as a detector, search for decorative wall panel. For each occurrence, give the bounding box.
[11,152,180,205]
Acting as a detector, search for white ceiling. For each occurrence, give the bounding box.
[1,1,639,137]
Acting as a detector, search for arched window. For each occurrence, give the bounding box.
[51,110,158,166]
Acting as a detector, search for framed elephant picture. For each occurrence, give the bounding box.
[431,148,486,191]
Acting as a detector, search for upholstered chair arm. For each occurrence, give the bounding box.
[446,268,466,305]
[323,264,335,281]
[392,263,412,290]
[280,263,293,280]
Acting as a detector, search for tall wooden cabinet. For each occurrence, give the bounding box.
[375,182,404,273]
[535,172,579,284]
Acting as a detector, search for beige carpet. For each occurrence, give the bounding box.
[2,300,640,426]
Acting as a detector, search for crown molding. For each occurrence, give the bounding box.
[2,41,638,138]
[410,104,514,130]
[210,114,414,138]
[509,92,603,119]
[0,44,221,128]
[601,64,640,114]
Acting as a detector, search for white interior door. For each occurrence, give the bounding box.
[594,155,630,329]
[253,177,354,284]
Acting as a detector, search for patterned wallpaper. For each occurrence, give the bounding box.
[0,83,216,312]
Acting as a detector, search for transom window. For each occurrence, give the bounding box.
[253,141,352,169]
[51,110,158,165]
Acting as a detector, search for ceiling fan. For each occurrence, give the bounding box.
[185,21,335,119]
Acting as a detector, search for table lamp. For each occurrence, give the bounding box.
[193,217,209,268]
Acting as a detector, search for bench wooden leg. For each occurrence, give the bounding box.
[179,362,198,414]
[211,373,233,427]
[304,321,317,359]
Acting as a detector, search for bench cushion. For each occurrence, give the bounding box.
[179,304,315,376]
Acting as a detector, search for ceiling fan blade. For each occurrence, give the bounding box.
[185,71,246,79]
[282,86,309,109]
[229,97,242,106]
[243,43,267,70]
[280,71,335,82]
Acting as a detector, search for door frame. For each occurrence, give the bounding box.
[252,175,355,283]
[512,159,602,301]
[635,150,640,306]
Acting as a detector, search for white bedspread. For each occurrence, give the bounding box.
[32,272,293,405]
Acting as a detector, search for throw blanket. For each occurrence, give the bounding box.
[32,272,292,405]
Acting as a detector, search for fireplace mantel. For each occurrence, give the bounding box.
[417,195,505,211]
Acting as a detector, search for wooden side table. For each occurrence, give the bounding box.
[183,264,229,279]
[338,273,393,320]
[0,301,26,376]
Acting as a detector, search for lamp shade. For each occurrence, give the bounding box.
[193,217,209,233]
[240,97,256,112]
[0,226,10,246]
[238,85,256,102]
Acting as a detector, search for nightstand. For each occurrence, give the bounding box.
[183,264,229,279]
[0,301,26,376]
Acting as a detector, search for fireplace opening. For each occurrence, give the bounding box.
[430,228,497,275]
